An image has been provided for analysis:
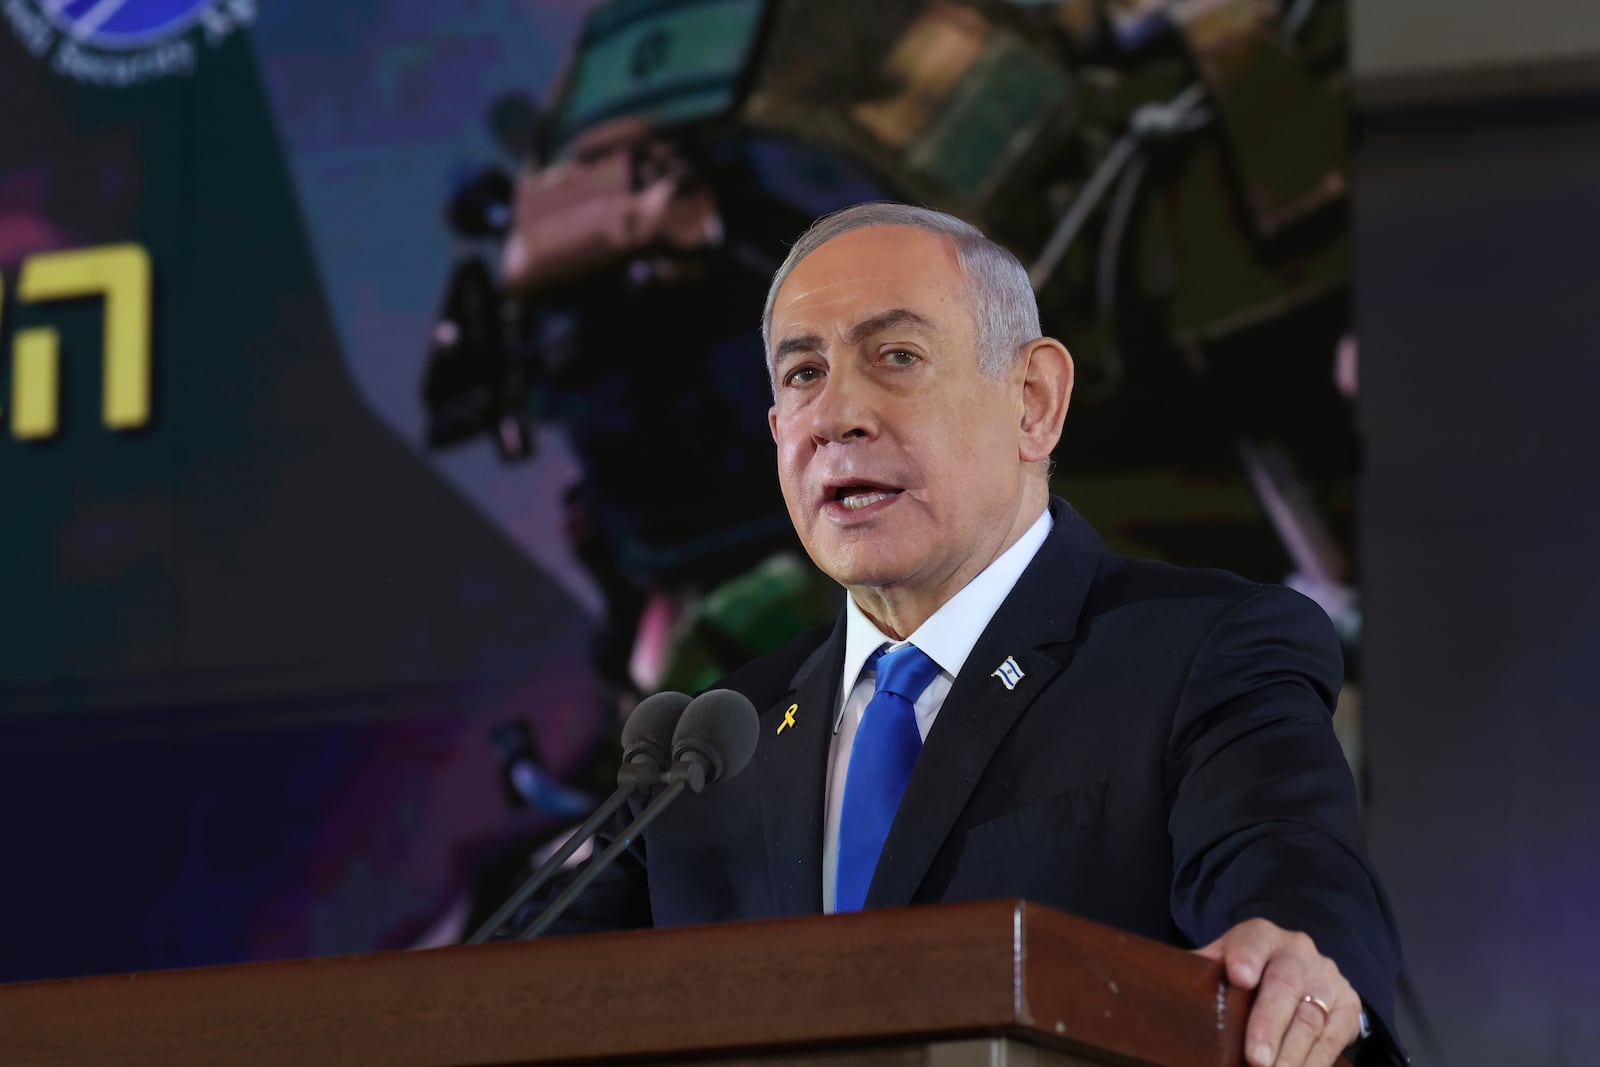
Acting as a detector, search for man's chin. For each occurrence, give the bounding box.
[797,509,928,579]
[810,549,920,596]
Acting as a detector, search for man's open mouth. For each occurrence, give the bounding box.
[831,485,902,511]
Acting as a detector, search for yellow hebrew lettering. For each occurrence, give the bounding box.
[12,328,60,440]
[17,243,152,430]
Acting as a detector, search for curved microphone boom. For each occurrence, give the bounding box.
[466,691,692,945]
[517,689,760,940]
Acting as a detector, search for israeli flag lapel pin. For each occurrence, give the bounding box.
[991,656,1024,691]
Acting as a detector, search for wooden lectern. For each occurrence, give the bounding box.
[2,899,1326,1066]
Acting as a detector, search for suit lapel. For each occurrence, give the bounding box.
[864,499,1103,909]
[755,619,844,916]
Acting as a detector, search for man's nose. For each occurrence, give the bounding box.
[809,368,876,445]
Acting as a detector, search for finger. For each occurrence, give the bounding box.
[1305,994,1363,1067]
[1196,918,1280,990]
[1243,941,1314,1066]
[1272,995,1331,1067]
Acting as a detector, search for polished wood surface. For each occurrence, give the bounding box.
[2,900,1296,1066]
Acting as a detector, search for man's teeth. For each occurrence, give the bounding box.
[838,489,895,510]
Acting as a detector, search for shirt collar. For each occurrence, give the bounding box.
[836,506,1054,727]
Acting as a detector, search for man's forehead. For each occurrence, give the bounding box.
[772,272,889,319]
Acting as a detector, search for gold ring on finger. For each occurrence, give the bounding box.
[1301,994,1332,1023]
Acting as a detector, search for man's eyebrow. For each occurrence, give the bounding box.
[772,332,824,369]
[845,308,939,346]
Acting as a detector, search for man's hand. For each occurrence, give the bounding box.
[1195,918,1361,1067]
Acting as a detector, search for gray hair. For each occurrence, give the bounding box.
[761,203,1041,378]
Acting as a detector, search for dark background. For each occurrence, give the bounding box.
[1359,97,1600,1065]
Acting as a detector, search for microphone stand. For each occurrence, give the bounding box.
[466,763,660,945]
[516,762,706,941]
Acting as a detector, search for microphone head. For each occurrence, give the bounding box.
[620,691,693,772]
[670,689,760,786]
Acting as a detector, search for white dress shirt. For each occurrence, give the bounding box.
[821,507,1053,912]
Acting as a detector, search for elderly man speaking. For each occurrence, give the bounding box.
[544,203,1404,1067]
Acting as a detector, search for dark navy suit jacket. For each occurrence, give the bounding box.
[549,499,1403,1061]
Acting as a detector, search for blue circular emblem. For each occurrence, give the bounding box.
[42,0,215,51]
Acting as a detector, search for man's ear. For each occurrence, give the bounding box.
[1017,337,1073,463]
[769,405,779,443]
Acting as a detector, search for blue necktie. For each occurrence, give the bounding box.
[836,643,941,912]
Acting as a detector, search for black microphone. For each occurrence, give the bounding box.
[515,688,759,940]
[666,688,763,792]
[465,691,692,945]
[618,690,696,789]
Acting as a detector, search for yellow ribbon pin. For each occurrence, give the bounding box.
[776,703,798,735]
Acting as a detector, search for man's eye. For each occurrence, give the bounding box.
[881,349,920,367]
[784,365,822,387]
